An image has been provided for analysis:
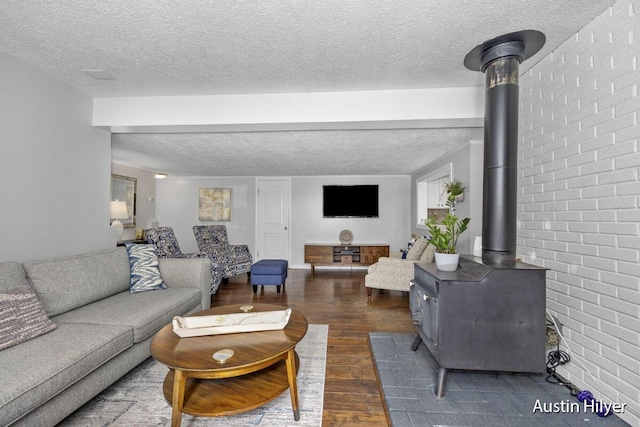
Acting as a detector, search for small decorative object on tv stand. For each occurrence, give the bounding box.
[339,229,353,245]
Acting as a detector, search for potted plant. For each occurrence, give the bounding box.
[424,209,470,272]
[444,179,465,206]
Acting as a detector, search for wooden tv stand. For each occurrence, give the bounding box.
[304,244,389,274]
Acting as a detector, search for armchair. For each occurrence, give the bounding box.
[364,238,435,298]
[193,225,253,281]
[145,227,223,294]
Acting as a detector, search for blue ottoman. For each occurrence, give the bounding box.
[250,259,288,293]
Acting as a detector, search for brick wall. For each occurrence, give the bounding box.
[518,1,639,425]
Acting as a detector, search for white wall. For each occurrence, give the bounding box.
[155,176,256,254]
[519,1,639,424]
[155,175,411,268]
[0,53,112,262]
[291,176,411,267]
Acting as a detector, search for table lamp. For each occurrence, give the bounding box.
[110,200,129,241]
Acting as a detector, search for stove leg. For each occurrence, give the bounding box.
[410,335,422,351]
[436,367,448,398]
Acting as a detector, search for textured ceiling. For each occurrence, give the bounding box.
[0,0,616,175]
[112,128,484,176]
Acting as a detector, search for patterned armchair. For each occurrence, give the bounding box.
[193,225,253,281]
[364,238,436,298]
[145,227,223,294]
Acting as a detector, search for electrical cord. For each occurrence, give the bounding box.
[545,342,570,385]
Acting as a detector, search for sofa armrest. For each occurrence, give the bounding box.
[158,258,211,310]
[369,257,420,278]
[389,251,403,259]
[375,257,419,266]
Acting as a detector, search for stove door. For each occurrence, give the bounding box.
[422,287,438,347]
[410,278,439,347]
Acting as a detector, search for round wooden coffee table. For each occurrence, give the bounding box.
[150,303,308,427]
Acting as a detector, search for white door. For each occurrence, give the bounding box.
[256,179,291,261]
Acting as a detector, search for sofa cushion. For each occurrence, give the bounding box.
[23,248,130,317]
[406,237,429,260]
[53,288,201,343]
[0,286,57,351]
[0,322,132,426]
[125,243,166,293]
[0,262,30,292]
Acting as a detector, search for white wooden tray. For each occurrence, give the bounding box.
[172,308,292,338]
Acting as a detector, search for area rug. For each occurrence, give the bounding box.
[370,332,630,427]
[60,324,328,427]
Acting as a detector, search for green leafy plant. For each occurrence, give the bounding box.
[424,213,470,254]
[444,179,464,197]
[444,179,465,211]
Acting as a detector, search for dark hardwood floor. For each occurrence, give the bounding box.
[213,268,416,426]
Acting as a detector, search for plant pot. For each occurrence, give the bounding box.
[435,253,460,272]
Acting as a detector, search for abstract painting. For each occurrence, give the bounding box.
[199,188,232,221]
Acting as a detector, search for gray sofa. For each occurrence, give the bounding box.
[0,247,211,427]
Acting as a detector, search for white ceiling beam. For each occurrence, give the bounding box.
[93,87,484,133]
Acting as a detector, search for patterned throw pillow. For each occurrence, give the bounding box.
[406,237,429,260]
[125,243,166,293]
[0,286,57,351]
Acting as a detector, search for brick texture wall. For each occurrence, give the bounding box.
[518,1,639,425]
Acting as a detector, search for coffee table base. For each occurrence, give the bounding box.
[162,351,300,422]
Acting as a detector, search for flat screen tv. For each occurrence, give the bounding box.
[323,185,379,218]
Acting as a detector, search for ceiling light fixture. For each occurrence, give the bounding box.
[155,173,167,179]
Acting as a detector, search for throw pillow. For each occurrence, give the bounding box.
[406,237,429,260]
[0,286,57,351]
[125,243,166,293]
[419,243,436,263]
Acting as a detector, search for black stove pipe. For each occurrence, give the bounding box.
[464,30,545,264]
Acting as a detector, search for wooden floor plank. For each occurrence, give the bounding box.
[326,354,375,366]
[322,410,389,427]
[323,377,382,394]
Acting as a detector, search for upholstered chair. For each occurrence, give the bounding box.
[193,225,253,281]
[145,227,223,294]
[364,238,436,298]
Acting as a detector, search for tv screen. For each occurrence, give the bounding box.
[323,185,379,218]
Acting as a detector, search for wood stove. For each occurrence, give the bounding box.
[411,256,547,397]
[410,30,549,397]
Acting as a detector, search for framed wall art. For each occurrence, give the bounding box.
[199,188,232,221]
